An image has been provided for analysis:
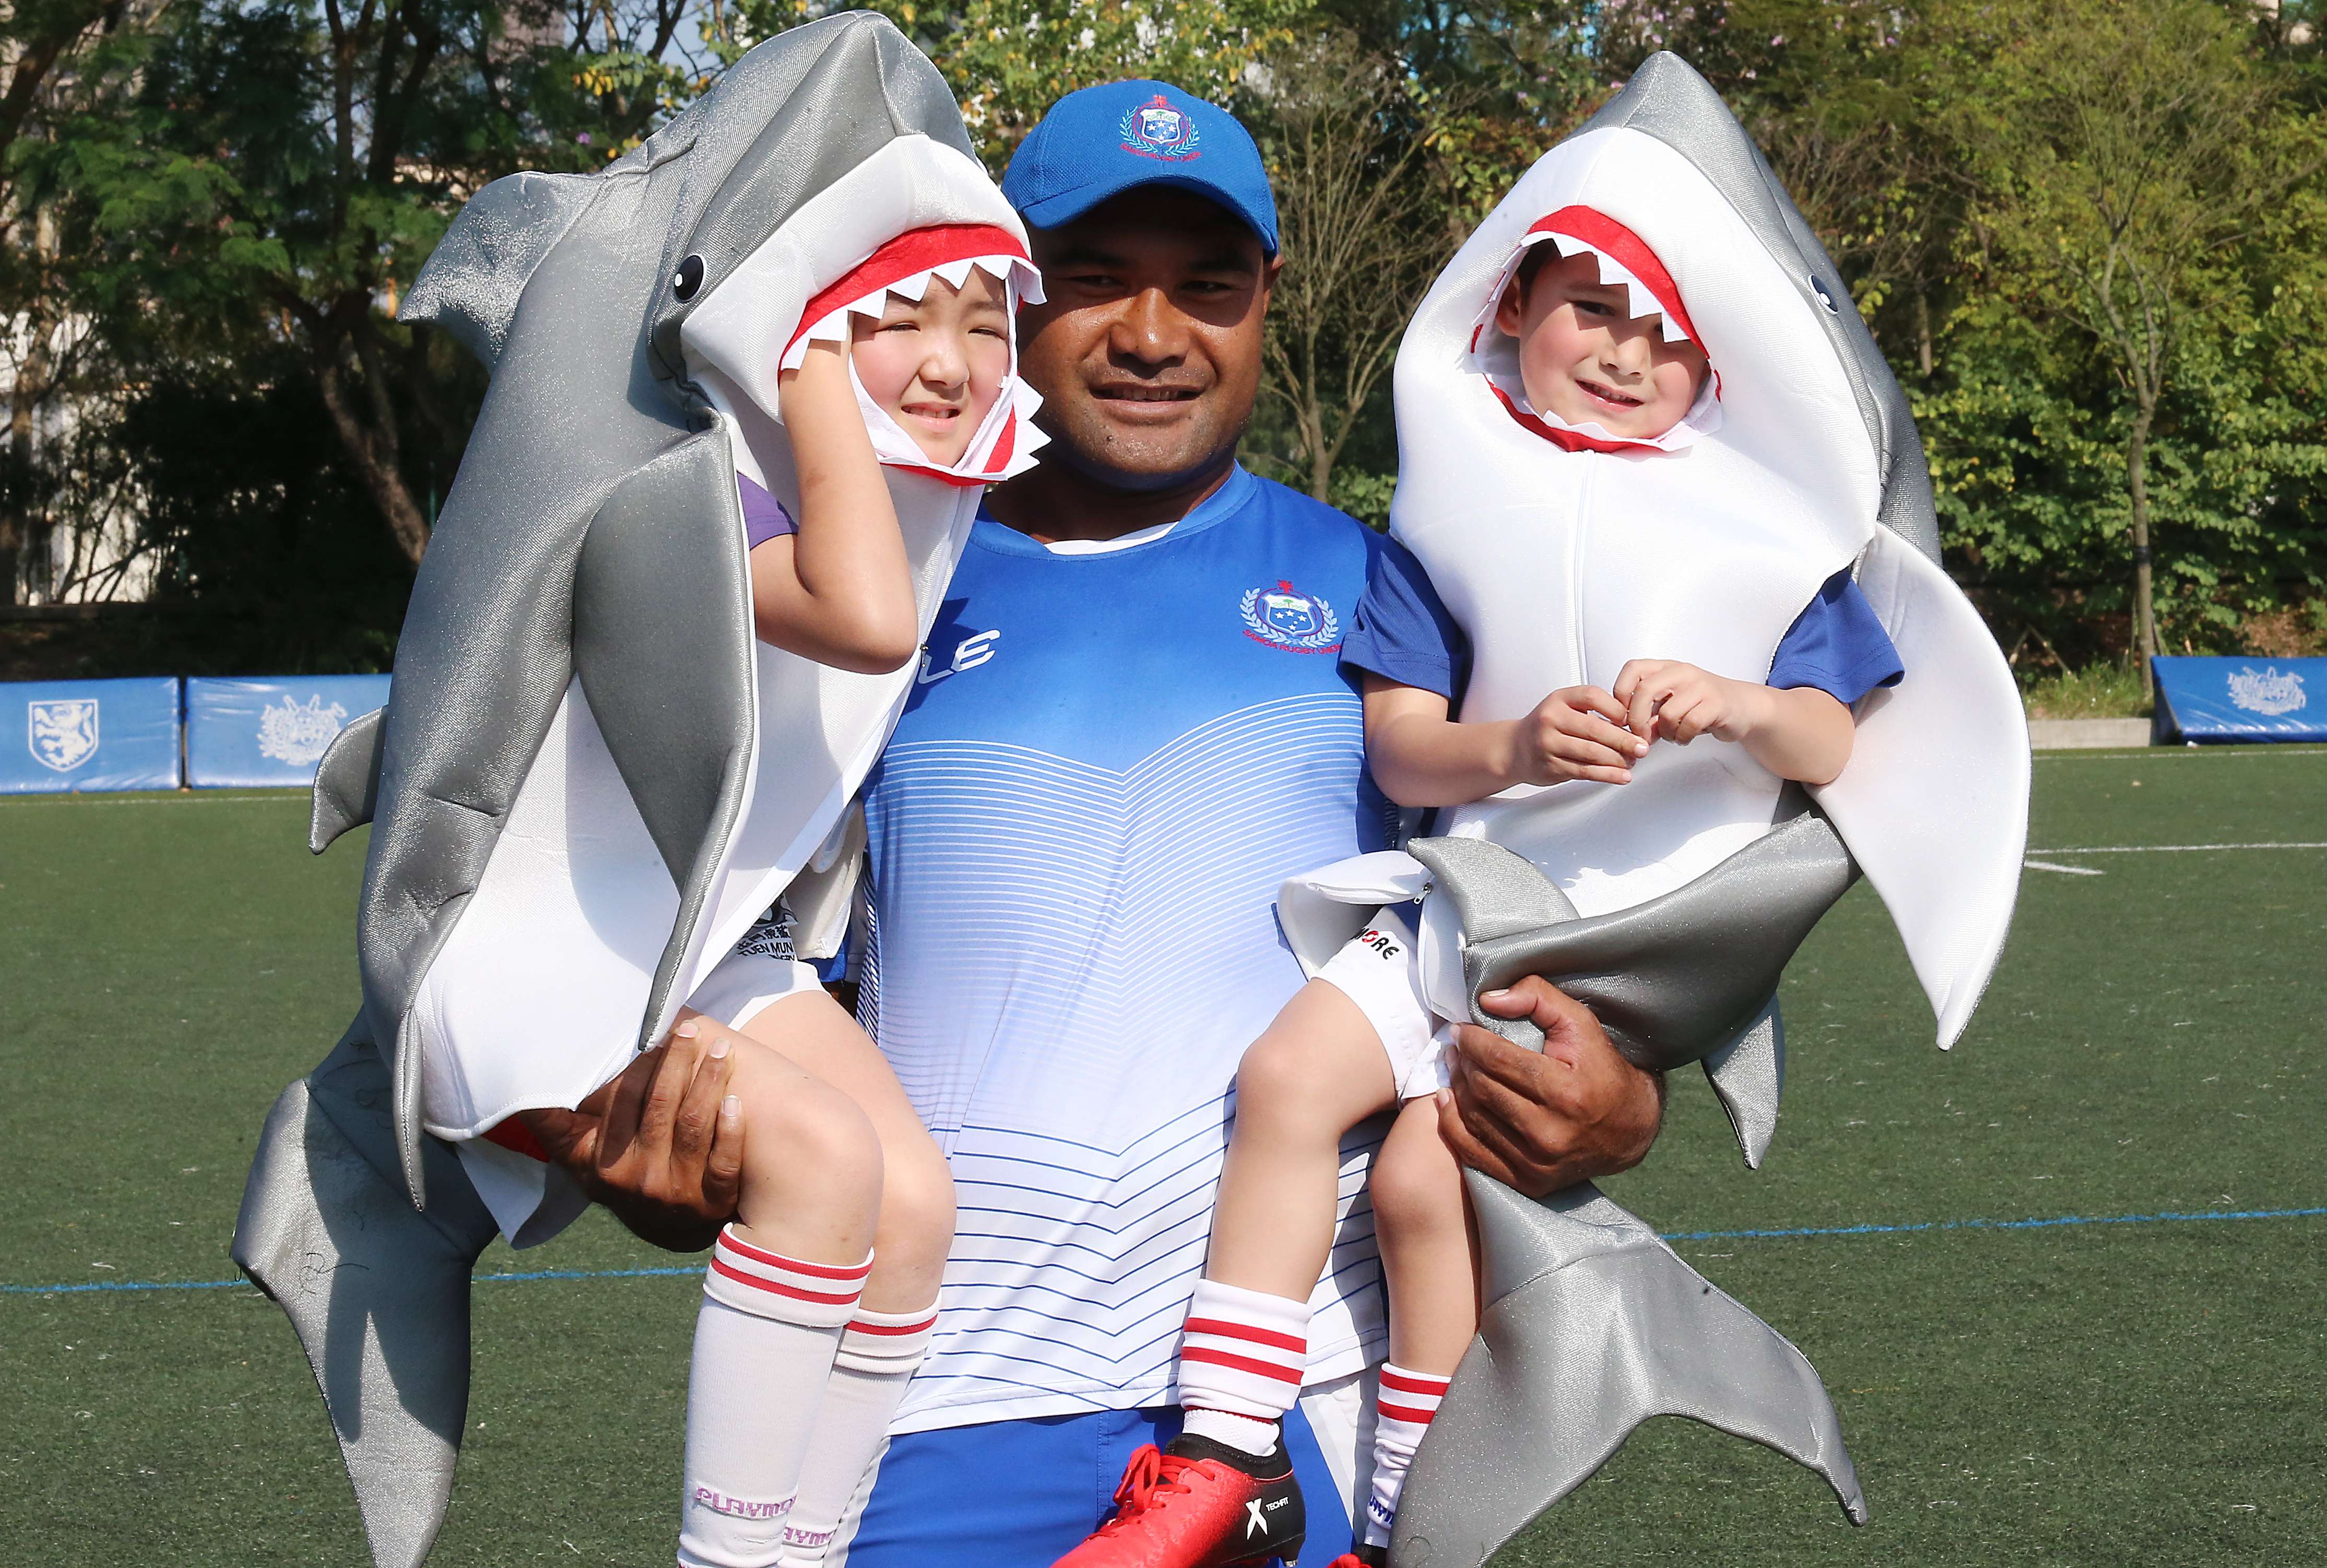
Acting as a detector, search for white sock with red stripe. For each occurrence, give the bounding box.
[1176,1279,1313,1457]
[1362,1364,1451,1547]
[774,1299,940,1565]
[678,1228,871,1568]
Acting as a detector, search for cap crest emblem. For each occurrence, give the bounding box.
[1120,95,1202,162]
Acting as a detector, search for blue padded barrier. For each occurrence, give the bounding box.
[0,677,183,793]
[185,675,391,788]
[2152,656,2327,743]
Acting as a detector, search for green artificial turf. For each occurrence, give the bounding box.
[2,749,2322,1565]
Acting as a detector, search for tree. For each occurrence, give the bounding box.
[1946,0,2313,688]
[23,0,713,571]
[1253,33,1442,505]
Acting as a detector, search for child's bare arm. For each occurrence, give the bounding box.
[1363,675,1648,808]
[748,340,919,674]
[1610,659,1854,785]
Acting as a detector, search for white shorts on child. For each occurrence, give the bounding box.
[1313,905,1456,1102]
[453,943,825,1249]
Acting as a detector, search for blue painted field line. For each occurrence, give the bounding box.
[8,1207,2323,1298]
[1663,1205,2327,1243]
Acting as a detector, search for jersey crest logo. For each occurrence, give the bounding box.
[28,697,99,773]
[257,693,350,767]
[1120,95,1202,161]
[1241,581,1341,654]
[2227,664,2305,716]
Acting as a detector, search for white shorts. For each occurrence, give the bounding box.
[453,942,824,1249]
[1313,906,1454,1101]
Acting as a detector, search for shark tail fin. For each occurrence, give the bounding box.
[231,1020,498,1567]
[1390,1178,1867,1567]
[400,170,597,373]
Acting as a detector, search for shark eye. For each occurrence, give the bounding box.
[673,254,705,301]
[1809,276,1838,314]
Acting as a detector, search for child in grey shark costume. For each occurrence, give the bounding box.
[228,17,1053,1568]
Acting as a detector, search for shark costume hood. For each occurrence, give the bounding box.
[229,17,1029,1564]
[1295,55,2033,1566]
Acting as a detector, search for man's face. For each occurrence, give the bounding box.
[1015,188,1277,491]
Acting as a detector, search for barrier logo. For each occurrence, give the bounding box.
[1240,581,1341,653]
[1120,95,1201,161]
[257,693,350,766]
[2226,665,2306,716]
[28,698,100,773]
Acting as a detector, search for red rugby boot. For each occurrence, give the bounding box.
[1326,1546,1388,1568]
[1052,1435,1306,1568]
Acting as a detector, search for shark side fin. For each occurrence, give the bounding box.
[1443,809,1858,1071]
[310,708,386,854]
[571,430,758,1047]
[1701,997,1785,1169]
[231,1021,497,1568]
[400,170,598,374]
[1389,1178,1867,1568]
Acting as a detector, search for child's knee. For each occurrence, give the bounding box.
[878,1143,957,1272]
[736,1050,883,1196]
[1370,1116,1462,1245]
[1234,1025,1340,1131]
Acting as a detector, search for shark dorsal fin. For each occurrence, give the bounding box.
[400,171,598,372]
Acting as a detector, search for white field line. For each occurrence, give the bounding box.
[2037,747,2327,760]
[2029,841,2327,855]
[2024,859,2108,876]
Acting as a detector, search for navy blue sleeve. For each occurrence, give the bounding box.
[1340,537,1471,702]
[1767,569,1905,705]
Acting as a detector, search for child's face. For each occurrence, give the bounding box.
[849,268,1011,464]
[1494,250,1709,441]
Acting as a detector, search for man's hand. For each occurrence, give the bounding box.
[515,1015,746,1253]
[1434,976,1664,1198]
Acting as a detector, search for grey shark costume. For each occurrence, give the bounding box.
[230,16,1038,1565]
[1270,53,2028,1567]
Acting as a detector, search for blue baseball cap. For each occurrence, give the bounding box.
[1001,79,1279,255]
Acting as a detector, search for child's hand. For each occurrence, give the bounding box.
[776,336,852,409]
[1612,659,1766,746]
[1505,685,1650,786]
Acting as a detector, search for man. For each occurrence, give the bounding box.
[538,80,1664,1567]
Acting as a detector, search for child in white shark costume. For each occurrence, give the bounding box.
[411,147,1046,1568]
[1059,77,2029,1568]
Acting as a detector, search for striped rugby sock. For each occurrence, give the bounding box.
[1362,1364,1451,1547]
[678,1228,871,1568]
[776,1299,941,1565]
[1176,1279,1313,1455]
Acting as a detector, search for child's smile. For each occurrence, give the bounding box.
[1494,249,1707,440]
[849,268,1012,465]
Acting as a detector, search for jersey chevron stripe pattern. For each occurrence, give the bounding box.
[858,473,1392,1434]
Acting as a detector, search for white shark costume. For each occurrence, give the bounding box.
[1279,113,2025,1064]
[1272,54,2033,1566]
[226,19,1049,1565]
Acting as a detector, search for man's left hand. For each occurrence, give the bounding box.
[1434,976,1664,1197]
[515,1015,746,1253]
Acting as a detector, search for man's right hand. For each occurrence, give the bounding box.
[515,1015,746,1253]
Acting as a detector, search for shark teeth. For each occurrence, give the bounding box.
[781,254,1043,371]
[1540,231,1693,343]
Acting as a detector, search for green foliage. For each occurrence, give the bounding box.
[2019,662,2151,719]
[8,0,2327,675]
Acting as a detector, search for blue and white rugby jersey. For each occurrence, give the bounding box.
[859,464,1393,1433]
